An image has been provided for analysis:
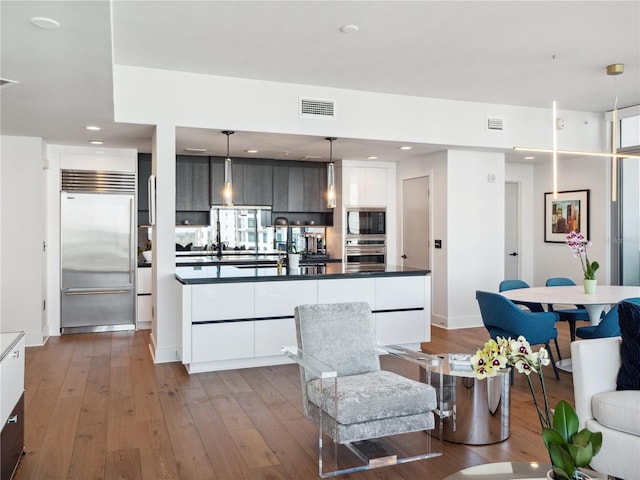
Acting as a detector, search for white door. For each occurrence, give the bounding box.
[504,182,519,279]
[402,176,430,269]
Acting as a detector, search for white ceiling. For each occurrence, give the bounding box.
[2,1,639,163]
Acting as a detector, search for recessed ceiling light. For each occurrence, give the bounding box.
[30,17,60,29]
[400,146,412,150]
[89,140,104,145]
[367,156,379,160]
[246,149,258,154]
[85,125,101,131]
[184,148,206,153]
[525,156,535,160]
[340,24,359,34]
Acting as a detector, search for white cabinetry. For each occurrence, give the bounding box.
[1,332,25,480]
[254,281,317,317]
[338,160,397,263]
[255,319,296,357]
[178,273,430,373]
[192,283,254,321]
[136,267,152,329]
[317,278,376,305]
[374,276,429,346]
[192,322,254,362]
[341,165,389,207]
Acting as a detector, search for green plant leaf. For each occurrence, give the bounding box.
[552,465,571,480]
[572,428,592,447]
[542,428,567,451]
[549,442,577,479]
[552,400,579,442]
[569,442,593,468]
[590,431,603,456]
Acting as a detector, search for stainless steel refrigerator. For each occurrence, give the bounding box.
[60,170,136,333]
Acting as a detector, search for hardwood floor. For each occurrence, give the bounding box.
[14,324,578,479]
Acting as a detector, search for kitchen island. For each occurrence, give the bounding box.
[176,264,431,373]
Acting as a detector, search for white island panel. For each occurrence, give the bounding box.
[192,322,254,363]
[317,278,376,305]
[255,318,297,357]
[375,310,426,346]
[192,283,254,321]
[254,280,317,317]
[375,276,425,310]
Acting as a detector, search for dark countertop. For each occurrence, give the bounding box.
[175,263,430,285]
[139,254,340,268]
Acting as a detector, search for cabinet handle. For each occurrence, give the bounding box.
[7,415,18,424]
[10,349,20,358]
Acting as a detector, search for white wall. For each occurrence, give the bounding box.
[447,150,505,328]
[397,149,504,329]
[111,64,609,339]
[397,151,448,326]
[1,135,47,344]
[533,155,610,287]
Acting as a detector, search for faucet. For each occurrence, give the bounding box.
[216,220,223,260]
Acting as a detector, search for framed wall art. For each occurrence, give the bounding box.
[544,189,589,243]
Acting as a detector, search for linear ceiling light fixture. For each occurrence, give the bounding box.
[326,137,337,209]
[552,100,558,198]
[514,64,640,202]
[222,130,235,206]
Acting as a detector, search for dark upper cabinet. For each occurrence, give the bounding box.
[272,166,289,211]
[210,158,273,207]
[165,155,330,221]
[287,166,304,212]
[176,156,210,211]
[137,153,152,211]
[242,163,273,206]
[284,165,329,212]
[304,167,327,212]
[209,159,224,205]
[231,163,244,205]
[191,158,210,210]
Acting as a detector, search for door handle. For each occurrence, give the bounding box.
[401,254,407,259]
[509,252,518,257]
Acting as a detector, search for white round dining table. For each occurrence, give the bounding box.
[500,285,640,326]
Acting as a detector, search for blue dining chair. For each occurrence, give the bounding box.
[476,291,561,380]
[545,277,591,341]
[576,297,640,339]
[499,280,545,313]
[499,280,562,357]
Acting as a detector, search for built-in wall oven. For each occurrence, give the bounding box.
[345,207,386,271]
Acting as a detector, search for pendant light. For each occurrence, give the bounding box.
[608,63,622,202]
[326,137,337,209]
[222,130,235,206]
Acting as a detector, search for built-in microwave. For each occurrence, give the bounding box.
[346,207,386,237]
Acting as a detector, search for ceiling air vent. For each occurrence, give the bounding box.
[300,97,335,119]
[486,116,505,131]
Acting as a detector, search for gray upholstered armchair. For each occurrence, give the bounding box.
[282,302,443,477]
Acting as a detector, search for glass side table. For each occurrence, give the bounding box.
[421,353,510,445]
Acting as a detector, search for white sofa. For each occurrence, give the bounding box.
[572,337,640,480]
